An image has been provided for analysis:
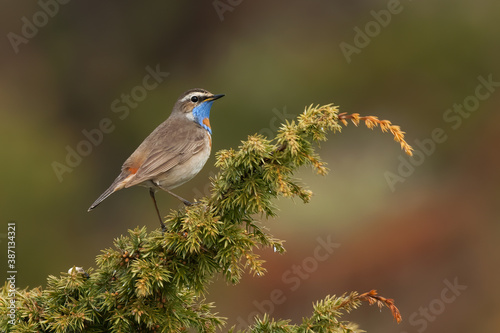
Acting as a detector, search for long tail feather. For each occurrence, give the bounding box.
[87,173,130,211]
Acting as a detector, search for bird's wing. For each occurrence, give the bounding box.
[124,124,208,187]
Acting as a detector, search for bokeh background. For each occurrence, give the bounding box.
[1,1,499,332]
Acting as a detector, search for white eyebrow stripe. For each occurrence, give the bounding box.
[181,94,195,102]
[180,91,210,103]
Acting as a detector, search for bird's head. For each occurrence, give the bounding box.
[174,88,224,134]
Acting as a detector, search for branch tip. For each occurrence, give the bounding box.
[338,112,414,156]
[358,290,402,323]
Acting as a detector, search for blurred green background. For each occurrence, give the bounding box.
[1,1,499,332]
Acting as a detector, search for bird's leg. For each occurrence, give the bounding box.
[158,186,194,206]
[149,188,167,232]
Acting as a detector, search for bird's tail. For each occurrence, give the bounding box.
[87,173,129,212]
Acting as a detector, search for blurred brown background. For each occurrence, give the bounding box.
[1,1,499,332]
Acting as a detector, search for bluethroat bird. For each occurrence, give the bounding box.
[88,88,224,231]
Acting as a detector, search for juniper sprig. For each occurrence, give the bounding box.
[1,103,409,332]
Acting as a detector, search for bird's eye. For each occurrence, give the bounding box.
[190,96,199,103]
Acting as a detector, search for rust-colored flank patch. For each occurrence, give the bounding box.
[128,167,139,174]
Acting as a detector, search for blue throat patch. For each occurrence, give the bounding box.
[192,101,214,134]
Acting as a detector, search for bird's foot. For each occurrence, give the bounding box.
[159,220,167,234]
[182,199,193,206]
[183,200,205,206]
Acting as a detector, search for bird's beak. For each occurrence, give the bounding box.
[205,94,225,102]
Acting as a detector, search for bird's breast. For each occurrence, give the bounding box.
[154,134,211,190]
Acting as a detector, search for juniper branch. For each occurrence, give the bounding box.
[0,103,409,332]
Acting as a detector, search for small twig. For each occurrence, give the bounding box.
[358,290,402,323]
[338,112,413,156]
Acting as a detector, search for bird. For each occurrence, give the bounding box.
[88,88,224,231]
